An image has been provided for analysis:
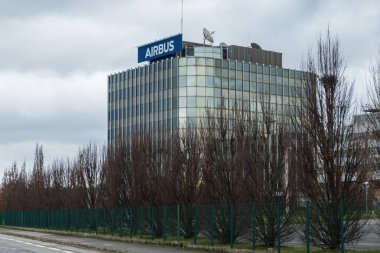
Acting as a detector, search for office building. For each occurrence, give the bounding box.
[107,34,304,143]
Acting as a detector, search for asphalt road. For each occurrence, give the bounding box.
[0,228,207,253]
[0,233,99,253]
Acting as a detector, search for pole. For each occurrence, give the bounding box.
[252,203,256,251]
[306,201,310,253]
[211,205,214,246]
[340,199,344,253]
[120,208,123,237]
[180,0,183,34]
[176,204,180,242]
[365,186,368,214]
[163,206,167,241]
[193,205,198,245]
[276,199,281,253]
[129,208,133,239]
[230,204,234,248]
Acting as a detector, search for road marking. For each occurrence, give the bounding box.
[0,236,75,253]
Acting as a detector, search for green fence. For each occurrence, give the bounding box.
[0,201,378,252]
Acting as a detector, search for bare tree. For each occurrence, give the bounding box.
[29,144,47,210]
[77,143,102,210]
[1,162,28,211]
[244,102,298,247]
[168,126,204,238]
[294,29,369,249]
[201,100,251,243]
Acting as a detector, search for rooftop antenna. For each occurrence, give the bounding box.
[203,27,214,45]
[181,0,183,34]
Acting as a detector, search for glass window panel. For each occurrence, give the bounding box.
[187,76,196,86]
[179,67,186,75]
[187,58,196,65]
[229,71,236,79]
[206,76,214,87]
[236,80,243,90]
[236,71,243,80]
[250,82,256,92]
[187,108,197,117]
[206,58,214,66]
[257,65,263,73]
[214,88,222,97]
[236,91,243,100]
[215,59,222,68]
[179,108,186,117]
[257,82,263,93]
[206,87,213,96]
[215,68,221,77]
[179,58,186,66]
[187,86,196,96]
[270,95,277,103]
[187,66,196,75]
[222,69,229,78]
[179,87,186,96]
[222,89,229,98]
[179,76,187,87]
[243,72,249,80]
[223,60,229,68]
[206,67,214,75]
[187,96,197,107]
[229,79,236,89]
[257,74,263,82]
[264,84,270,93]
[283,86,289,96]
[277,85,283,95]
[197,87,206,96]
[197,76,206,86]
[206,98,214,107]
[197,97,205,107]
[179,97,186,107]
[214,77,221,87]
[222,78,229,89]
[243,81,250,91]
[197,66,205,75]
[270,84,276,94]
[263,66,269,74]
[243,91,249,100]
[276,76,282,84]
[264,75,270,83]
[197,58,205,65]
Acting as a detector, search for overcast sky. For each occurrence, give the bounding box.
[0,0,379,175]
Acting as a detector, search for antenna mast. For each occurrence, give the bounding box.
[181,0,183,34]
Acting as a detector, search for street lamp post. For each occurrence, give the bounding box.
[363,181,369,214]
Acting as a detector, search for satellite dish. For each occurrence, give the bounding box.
[203,27,215,44]
[219,42,228,47]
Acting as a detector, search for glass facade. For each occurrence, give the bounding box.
[108,49,304,143]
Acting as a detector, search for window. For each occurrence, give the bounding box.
[187,97,197,107]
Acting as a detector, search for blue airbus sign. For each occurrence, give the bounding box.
[138,34,183,63]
